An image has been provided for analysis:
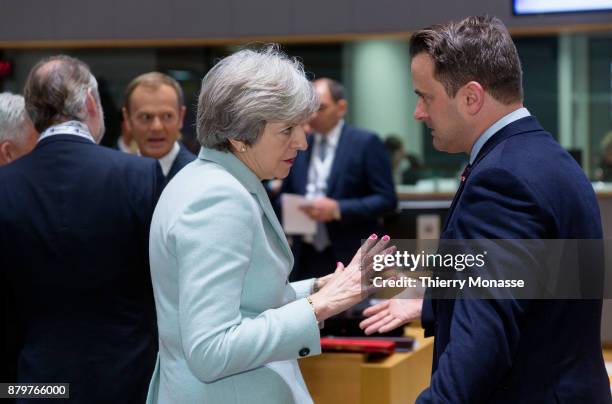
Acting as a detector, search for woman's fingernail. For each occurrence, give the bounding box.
[369,234,378,240]
[337,262,342,267]
[382,235,390,241]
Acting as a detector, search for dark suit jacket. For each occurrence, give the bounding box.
[0,134,164,403]
[418,116,610,403]
[166,143,196,182]
[280,124,397,270]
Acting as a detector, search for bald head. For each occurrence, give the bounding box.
[308,78,347,135]
[314,78,345,103]
[24,55,105,142]
[0,92,38,165]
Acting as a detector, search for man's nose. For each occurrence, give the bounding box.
[150,116,163,130]
[413,100,428,121]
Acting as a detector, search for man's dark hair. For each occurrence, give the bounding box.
[384,135,403,154]
[317,78,346,103]
[23,55,98,132]
[409,15,523,104]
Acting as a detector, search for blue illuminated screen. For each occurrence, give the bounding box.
[513,0,612,14]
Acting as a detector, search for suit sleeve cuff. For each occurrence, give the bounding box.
[291,298,322,358]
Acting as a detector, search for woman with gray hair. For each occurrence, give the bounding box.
[146,46,392,404]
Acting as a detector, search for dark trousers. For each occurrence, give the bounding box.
[290,243,336,282]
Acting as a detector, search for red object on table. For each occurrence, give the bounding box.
[320,338,396,354]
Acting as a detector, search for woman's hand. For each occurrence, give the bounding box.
[313,262,344,292]
[308,234,395,322]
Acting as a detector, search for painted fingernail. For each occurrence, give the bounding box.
[382,235,390,241]
[369,234,378,240]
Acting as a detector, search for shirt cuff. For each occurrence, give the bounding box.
[291,278,316,300]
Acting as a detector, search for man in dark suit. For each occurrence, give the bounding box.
[280,78,397,281]
[122,72,195,182]
[361,16,610,403]
[0,55,164,403]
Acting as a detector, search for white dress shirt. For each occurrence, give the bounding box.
[305,119,343,200]
[156,142,180,177]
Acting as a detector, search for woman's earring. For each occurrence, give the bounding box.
[241,147,246,152]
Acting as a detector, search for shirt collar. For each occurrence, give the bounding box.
[469,107,530,164]
[38,120,96,144]
[117,136,133,153]
[315,119,344,148]
[158,142,181,176]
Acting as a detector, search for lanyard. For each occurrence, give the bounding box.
[306,140,334,198]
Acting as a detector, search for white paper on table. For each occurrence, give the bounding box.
[281,193,316,235]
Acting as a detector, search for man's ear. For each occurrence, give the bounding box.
[0,141,14,165]
[85,89,99,118]
[461,81,485,115]
[178,105,186,130]
[121,107,132,131]
[336,99,348,118]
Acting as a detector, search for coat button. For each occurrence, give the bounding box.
[299,348,310,357]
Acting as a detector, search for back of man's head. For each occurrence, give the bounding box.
[409,15,523,105]
[0,92,38,165]
[24,55,101,134]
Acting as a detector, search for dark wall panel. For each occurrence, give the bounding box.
[230,0,293,36]
[292,0,353,35]
[515,37,559,139]
[589,36,612,169]
[0,0,611,43]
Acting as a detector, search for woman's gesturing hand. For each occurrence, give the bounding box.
[308,234,396,322]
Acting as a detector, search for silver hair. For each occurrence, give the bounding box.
[0,92,29,144]
[196,45,319,151]
[64,74,99,122]
[24,55,101,133]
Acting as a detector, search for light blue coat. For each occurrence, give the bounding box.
[146,148,321,404]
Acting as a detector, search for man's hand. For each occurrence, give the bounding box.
[359,298,423,335]
[300,197,340,222]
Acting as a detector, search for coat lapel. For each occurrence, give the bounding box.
[326,123,349,196]
[442,116,544,232]
[166,145,187,180]
[254,190,294,266]
[295,134,315,195]
[198,148,294,264]
[442,173,469,233]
